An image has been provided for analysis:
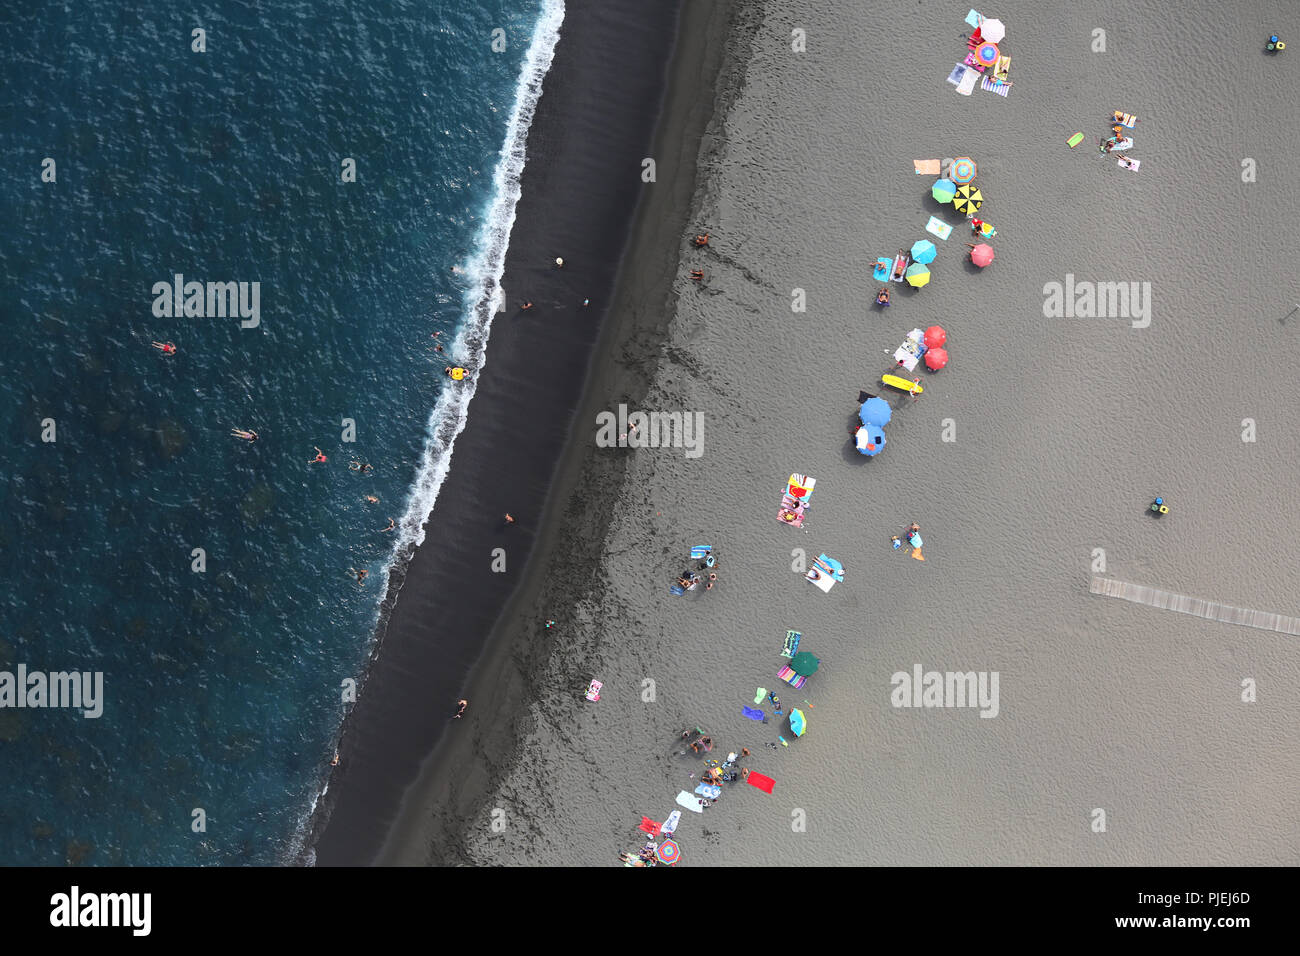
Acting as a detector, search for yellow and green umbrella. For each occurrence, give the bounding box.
[952,183,983,214]
[904,263,931,287]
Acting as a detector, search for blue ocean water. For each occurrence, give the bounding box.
[0,0,559,865]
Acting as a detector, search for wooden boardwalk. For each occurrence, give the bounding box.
[1089,576,1300,636]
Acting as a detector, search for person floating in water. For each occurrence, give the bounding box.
[444,366,467,381]
[231,428,258,442]
[350,567,368,585]
[364,494,379,504]
[379,517,395,533]
[152,341,177,355]
[310,446,328,464]
[349,461,373,474]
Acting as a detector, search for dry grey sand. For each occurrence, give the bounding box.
[393,0,1300,865]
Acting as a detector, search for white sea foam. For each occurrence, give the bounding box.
[288,0,567,866]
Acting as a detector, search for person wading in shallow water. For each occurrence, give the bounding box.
[454,699,468,719]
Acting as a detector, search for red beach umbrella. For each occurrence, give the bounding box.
[970,243,995,267]
[923,325,946,349]
[924,347,948,371]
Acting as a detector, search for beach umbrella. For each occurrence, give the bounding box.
[931,178,956,202]
[975,42,1000,67]
[970,242,995,267]
[953,184,983,214]
[655,839,680,865]
[923,325,947,349]
[980,18,1006,43]
[924,347,948,371]
[949,157,976,184]
[790,651,821,676]
[855,425,885,456]
[789,709,807,737]
[904,263,931,287]
[858,396,892,427]
[910,239,937,264]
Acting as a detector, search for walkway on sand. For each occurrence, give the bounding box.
[1089,576,1300,636]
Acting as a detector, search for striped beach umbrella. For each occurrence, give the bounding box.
[904,263,931,287]
[931,178,957,202]
[975,42,1000,67]
[655,839,680,865]
[949,157,977,184]
[952,184,983,214]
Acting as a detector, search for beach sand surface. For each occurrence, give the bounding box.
[389,0,1300,865]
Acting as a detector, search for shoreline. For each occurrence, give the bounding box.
[375,0,746,866]
[309,0,700,866]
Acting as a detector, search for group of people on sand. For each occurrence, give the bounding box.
[676,547,720,592]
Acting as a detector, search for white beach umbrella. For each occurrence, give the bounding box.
[980,18,1006,43]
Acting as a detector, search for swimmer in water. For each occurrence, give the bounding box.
[379,518,395,532]
[444,366,467,381]
[350,568,368,585]
[310,447,328,464]
[152,341,177,355]
[231,428,258,442]
[454,699,468,718]
[349,461,373,474]
[364,495,379,504]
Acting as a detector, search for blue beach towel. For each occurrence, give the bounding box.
[742,706,765,721]
[669,584,685,596]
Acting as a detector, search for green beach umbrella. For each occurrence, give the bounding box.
[790,651,820,676]
[904,262,931,287]
[952,184,983,214]
[931,178,957,202]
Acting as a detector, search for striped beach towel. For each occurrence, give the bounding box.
[981,76,1010,96]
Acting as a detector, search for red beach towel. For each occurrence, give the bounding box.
[746,772,776,794]
[638,816,661,836]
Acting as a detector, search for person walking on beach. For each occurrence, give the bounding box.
[310,447,328,464]
[454,699,468,719]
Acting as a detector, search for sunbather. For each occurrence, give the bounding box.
[875,287,890,306]
[891,250,907,280]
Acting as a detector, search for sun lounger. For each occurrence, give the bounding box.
[782,629,802,658]
[925,216,953,240]
[777,665,807,689]
[873,257,891,282]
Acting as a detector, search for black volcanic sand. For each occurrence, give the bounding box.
[309,0,716,865]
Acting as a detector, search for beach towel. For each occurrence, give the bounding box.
[669,584,685,596]
[946,64,969,87]
[776,507,805,528]
[913,159,940,175]
[778,665,808,689]
[746,772,776,794]
[690,545,712,559]
[1067,132,1085,148]
[980,76,1010,96]
[638,816,661,836]
[660,810,681,836]
[1118,157,1141,172]
[873,257,891,282]
[807,568,836,592]
[956,69,979,96]
[925,216,953,240]
[694,783,722,799]
[1105,137,1133,152]
[965,9,982,28]
[754,687,767,704]
[1112,111,1138,128]
[676,791,705,813]
[782,629,801,657]
[742,706,765,721]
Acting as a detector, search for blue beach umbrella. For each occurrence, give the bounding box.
[910,239,937,264]
[789,709,807,737]
[855,425,886,456]
[931,178,957,202]
[858,396,892,427]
